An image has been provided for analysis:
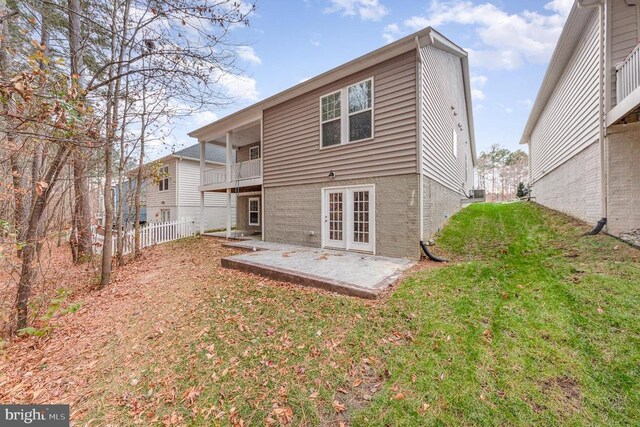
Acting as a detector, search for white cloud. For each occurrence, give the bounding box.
[311,39,321,47]
[471,75,488,101]
[192,111,219,126]
[236,46,262,65]
[325,0,389,21]
[217,73,260,101]
[399,0,571,70]
[382,23,401,43]
[544,0,574,16]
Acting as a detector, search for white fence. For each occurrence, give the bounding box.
[617,42,640,103]
[93,219,196,256]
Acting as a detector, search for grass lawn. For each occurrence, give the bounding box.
[7,202,638,426]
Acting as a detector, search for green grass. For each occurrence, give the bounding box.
[88,202,640,426]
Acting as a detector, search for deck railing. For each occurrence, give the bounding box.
[202,158,262,186]
[616,42,640,103]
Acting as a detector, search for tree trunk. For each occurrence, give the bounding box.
[68,0,93,263]
[11,147,70,334]
[134,73,147,258]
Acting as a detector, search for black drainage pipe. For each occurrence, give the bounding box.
[420,240,449,263]
[583,218,607,236]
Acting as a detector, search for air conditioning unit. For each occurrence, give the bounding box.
[469,189,486,200]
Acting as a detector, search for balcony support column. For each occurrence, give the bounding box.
[226,188,232,238]
[226,131,232,184]
[199,191,205,235]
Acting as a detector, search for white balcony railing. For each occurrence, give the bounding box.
[616,42,640,103]
[202,158,262,187]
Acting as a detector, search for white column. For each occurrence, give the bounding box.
[199,141,206,234]
[199,191,205,235]
[226,188,232,238]
[226,131,232,183]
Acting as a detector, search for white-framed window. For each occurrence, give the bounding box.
[158,166,169,191]
[452,130,458,158]
[321,90,342,147]
[160,209,170,222]
[320,78,373,148]
[249,145,260,160]
[248,197,260,226]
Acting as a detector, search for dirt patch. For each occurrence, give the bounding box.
[540,376,582,415]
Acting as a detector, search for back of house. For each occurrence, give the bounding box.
[190,28,476,260]
[522,0,640,238]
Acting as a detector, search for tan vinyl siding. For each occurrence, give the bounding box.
[530,13,600,183]
[262,51,417,188]
[420,45,474,196]
[237,143,260,163]
[610,0,639,105]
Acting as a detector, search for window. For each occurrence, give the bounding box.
[321,91,341,147]
[248,197,260,226]
[348,80,372,142]
[249,145,260,160]
[452,130,458,158]
[160,209,170,222]
[320,78,373,148]
[158,166,169,191]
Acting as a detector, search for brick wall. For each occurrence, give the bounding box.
[264,174,421,259]
[422,176,465,239]
[607,128,640,234]
[532,141,602,224]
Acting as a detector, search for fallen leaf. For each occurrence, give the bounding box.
[333,400,346,413]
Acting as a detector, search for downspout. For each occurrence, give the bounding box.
[579,0,608,234]
[415,36,425,245]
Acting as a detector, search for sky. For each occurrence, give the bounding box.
[152,0,574,160]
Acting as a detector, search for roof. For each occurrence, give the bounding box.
[188,28,477,164]
[519,1,598,144]
[172,143,226,163]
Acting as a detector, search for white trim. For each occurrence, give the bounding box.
[319,77,375,149]
[260,113,265,241]
[248,197,260,226]
[321,184,376,254]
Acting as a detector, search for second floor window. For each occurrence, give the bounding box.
[158,166,169,191]
[320,78,373,148]
[249,145,260,160]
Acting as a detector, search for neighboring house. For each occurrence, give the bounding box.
[145,144,237,229]
[189,28,477,260]
[521,0,640,235]
[112,176,148,225]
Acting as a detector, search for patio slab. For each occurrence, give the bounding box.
[220,240,415,299]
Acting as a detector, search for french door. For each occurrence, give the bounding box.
[322,185,375,253]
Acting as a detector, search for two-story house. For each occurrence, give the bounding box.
[521,0,640,237]
[189,27,477,260]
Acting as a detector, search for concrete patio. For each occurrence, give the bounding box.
[220,240,415,299]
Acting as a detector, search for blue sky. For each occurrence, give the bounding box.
[154,0,574,160]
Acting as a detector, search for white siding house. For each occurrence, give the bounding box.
[522,0,640,236]
[145,144,236,230]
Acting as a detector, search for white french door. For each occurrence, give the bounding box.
[322,185,375,253]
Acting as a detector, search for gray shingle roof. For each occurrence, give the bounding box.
[173,143,227,163]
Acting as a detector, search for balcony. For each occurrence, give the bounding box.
[201,158,263,191]
[609,42,640,126]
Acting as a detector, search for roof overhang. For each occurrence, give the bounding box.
[519,2,598,144]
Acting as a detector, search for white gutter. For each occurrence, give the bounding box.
[415,36,425,241]
[577,0,607,220]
